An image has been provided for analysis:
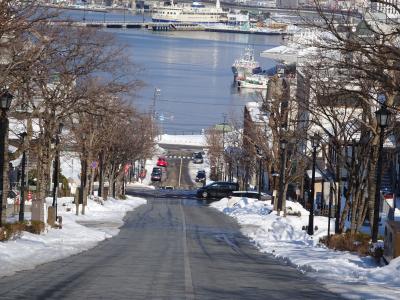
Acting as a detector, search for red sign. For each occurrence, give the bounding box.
[28,191,32,201]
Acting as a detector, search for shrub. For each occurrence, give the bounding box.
[320,232,371,256]
[26,221,45,234]
[0,222,26,241]
[0,221,45,242]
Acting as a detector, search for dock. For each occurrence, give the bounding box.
[51,21,292,35]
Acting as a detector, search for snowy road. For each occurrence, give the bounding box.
[0,189,340,299]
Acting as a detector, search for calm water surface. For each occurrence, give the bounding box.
[62,10,282,132]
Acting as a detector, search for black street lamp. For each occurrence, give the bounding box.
[372,105,391,243]
[52,123,63,218]
[19,132,27,222]
[0,91,13,227]
[277,139,287,214]
[308,133,320,235]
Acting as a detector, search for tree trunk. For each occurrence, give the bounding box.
[367,143,379,235]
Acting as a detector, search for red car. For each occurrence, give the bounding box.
[157,157,168,167]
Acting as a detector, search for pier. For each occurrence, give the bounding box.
[51,21,292,35]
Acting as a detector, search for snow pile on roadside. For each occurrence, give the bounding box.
[211,198,400,298]
[159,134,206,147]
[0,195,146,278]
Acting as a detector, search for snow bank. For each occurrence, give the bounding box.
[159,134,206,147]
[0,195,146,278]
[211,198,400,299]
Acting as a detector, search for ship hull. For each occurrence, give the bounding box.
[232,66,262,80]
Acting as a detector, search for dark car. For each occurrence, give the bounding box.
[151,167,163,182]
[195,170,206,183]
[193,152,203,164]
[196,181,238,199]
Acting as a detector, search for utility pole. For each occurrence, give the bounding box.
[222,113,227,181]
[151,88,161,140]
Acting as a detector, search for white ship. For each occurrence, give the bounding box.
[237,75,269,89]
[152,0,227,23]
[232,47,262,81]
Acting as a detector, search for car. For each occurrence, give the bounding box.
[229,191,272,201]
[195,170,206,183]
[157,157,168,167]
[196,181,238,199]
[8,190,19,199]
[151,167,164,182]
[193,152,203,164]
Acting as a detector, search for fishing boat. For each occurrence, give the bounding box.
[152,0,226,23]
[231,47,262,81]
[237,75,269,89]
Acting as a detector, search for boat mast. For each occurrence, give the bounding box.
[216,0,220,9]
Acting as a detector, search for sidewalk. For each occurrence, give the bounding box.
[0,195,146,278]
[211,197,400,300]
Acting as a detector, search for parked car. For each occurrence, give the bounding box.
[151,167,164,182]
[196,181,238,199]
[195,170,206,183]
[8,190,19,199]
[157,156,168,167]
[192,152,203,164]
[229,191,272,201]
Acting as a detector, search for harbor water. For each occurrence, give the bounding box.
[59,10,282,133]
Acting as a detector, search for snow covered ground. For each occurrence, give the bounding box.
[0,195,146,278]
[211,198,400,300]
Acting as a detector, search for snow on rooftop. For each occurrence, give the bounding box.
[158,134,206,147]
[246,102,268,123]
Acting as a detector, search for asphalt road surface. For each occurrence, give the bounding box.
[0,187,341,300]
[153,144,198,190]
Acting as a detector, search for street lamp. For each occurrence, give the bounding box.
[0,91,13,227]
[277,139,287,215]
[372,105,391,243]
[308,133,320,235]
[52,123,63,218]
[19,132,27,222]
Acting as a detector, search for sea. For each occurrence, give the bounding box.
[58,9,283,133]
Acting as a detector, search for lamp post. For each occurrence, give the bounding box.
[277,139,287,215]
[0,91,13,227]
[308,133,320,235]
[52,123,63,218]
[19,132,27,222]
[372,105,390,243]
